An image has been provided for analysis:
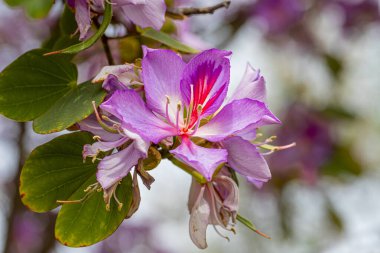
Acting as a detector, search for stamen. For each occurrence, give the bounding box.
[57,182,101,204]
[185,84,195,128]
[104,182,123,212]
[260,142,296,155]
[189,105,203,135]
[176,102,182,133]
[101,115,121,126]
[113,193,123,211]
[165,95,171,119]
[92,101,119,134]
[93,135,101,141]
[212,225,230,242]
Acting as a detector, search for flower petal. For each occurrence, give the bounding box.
[180,49,231,124]
[116,0,166,30]
[223,136,271,184]
[214,176,239,214]
[229,64,266,102]
[189,185,209,249]
[247,177,269,189]
[74,0,92,40]
[101,75,128,93]
[142,47,186,123]
[97,141,148,189]
[93,64,139,85]
[100,90,177,143]
[83,136,129,159]
[170,137,227,181]
[196,98,280,142]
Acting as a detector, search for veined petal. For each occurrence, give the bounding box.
[223,136,271,184]
[214,176,239,214]
[247,177,269,189]
[196,99,280,142]
[229,64,266,102]
[142,47,186,123]
[180,49,231,125]
[100,90,177,144]
[189,185,209,249]
[116,0,166,30]
[74,0,92,40]
[170,138,227,181]
[93,64,139,85]
[188,178,203,212]
[83,136,129,159]
[97,141,148,189]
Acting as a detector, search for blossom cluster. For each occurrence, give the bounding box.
[80,47,291,248]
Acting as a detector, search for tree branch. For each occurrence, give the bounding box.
[167,0,231,19]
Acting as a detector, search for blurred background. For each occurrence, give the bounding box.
[1,0,380,252]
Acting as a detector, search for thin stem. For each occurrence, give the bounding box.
[167,0,231,18]
[101,35,115,65]
[94,18,115,65]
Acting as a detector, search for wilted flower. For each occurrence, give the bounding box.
[188,170,239,249]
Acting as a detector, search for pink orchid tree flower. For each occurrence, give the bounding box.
[100,47,281,184]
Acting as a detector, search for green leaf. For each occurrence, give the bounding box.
[5,0,54,18]
[140,28,199,54]
[20,131,134,246]
[20,132,97,212]
[33,81,106,134]
[55,175,133,247]
[0,49,76,121]
[0,49,106,133]
[46,2,113,55]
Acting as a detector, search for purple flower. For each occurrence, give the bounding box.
[79,114,149,192]
[67,0,166,40]
[188,170,239,249]
[101,47,280,183]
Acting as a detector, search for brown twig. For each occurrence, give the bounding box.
[167,0,231,19]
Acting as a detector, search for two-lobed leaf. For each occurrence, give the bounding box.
[20,132,97,212]
[0,49,106,133]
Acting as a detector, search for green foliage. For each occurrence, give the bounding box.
[55,175,132,247]
[33,81,106,134]
[5,0,53,18]
[20,132,133,246]
[20,132,97,212]
[0,49,76,121]
[140,27,199,54]
[0,49,106,133]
